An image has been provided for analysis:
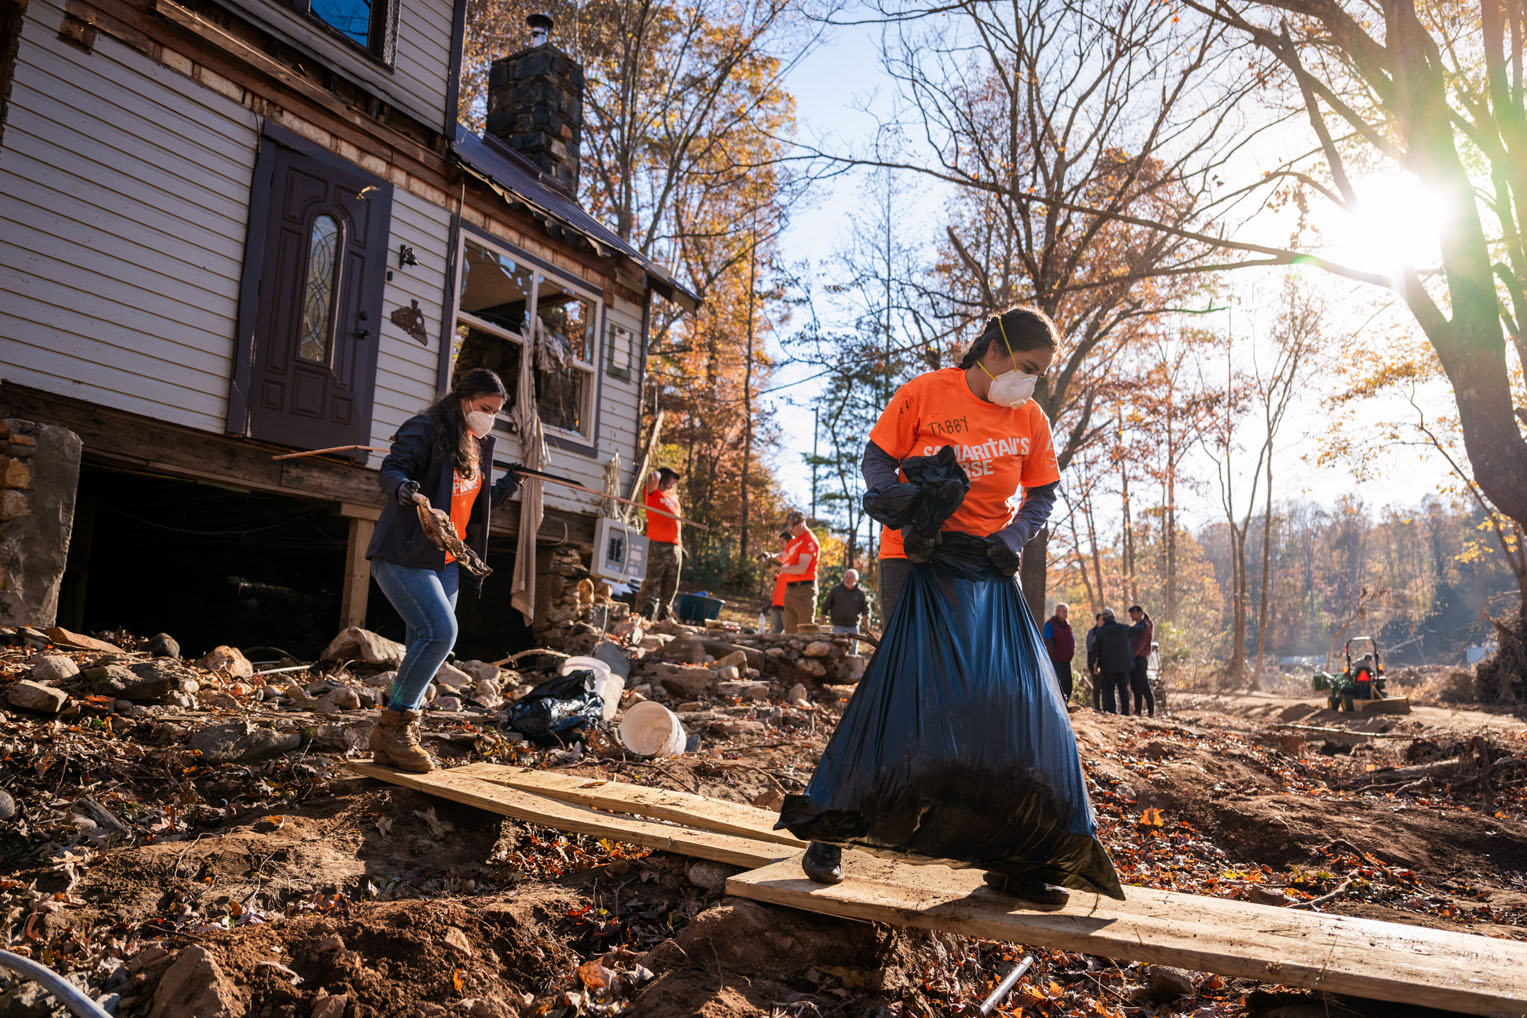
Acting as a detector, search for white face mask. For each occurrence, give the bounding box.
[987,370,1038,408]
[974,316,1042,408]
[464,410,496,438]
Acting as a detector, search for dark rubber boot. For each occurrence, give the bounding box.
[982,870,1070,909]
[801,842,844,884]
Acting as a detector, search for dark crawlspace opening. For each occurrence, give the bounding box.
[59,465,533,661]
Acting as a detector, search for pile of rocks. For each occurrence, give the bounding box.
[626,624,866,704]
[534,545,632,648]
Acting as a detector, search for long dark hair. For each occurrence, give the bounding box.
[429,368,507,479]
[958,306,1059,370]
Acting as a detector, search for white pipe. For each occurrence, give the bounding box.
[979,954,1035,1015]
[0,950,113,1018]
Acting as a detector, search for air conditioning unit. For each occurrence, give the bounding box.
[592,516,647,588]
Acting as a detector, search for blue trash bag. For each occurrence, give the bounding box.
[775,532,1124,898]
[505,670,604,745]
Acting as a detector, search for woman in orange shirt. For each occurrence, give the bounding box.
[365,369,522,772]
[863,306,1061,622]
[795,305,1075,902]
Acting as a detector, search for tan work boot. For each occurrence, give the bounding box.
[368,708,435,773]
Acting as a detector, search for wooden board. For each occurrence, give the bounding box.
[728,854,1527,1018]
[346,761,791,868]
[446,763,806,848]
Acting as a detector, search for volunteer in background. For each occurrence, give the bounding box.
[366,369,521,772]
[1042,602,1075,704]
[860,305,1061,624]
[822,568,870,653]
[1085,611,1105,710]
[799,305,1061,891]
[1094,609,1136,714]
[1128,604,1155,717]
[636,467,683,621]
[767,530,792,632]
[778,511,820,633]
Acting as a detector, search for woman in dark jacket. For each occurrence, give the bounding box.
[365,369,521,772]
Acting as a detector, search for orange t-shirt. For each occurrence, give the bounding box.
[868,367,1060,560]
[444,469,482,565]
[781,527,820,583]
[771,571,788,608]
[645,487,681,545]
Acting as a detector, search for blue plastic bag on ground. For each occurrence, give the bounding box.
[776,531,1124,898]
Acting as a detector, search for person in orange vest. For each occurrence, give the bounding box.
[635,467,683,621]
[767,529,792,632]
[777,510,820,633]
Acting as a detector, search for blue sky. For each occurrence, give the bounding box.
[761,17,1461,537]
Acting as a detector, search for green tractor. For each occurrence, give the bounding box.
[1313,636,1390,711]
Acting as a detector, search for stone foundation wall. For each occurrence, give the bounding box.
[0,419,82,626]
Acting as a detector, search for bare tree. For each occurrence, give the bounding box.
[823,0,1265,620]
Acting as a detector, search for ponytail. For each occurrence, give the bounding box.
[958,306,1059,369]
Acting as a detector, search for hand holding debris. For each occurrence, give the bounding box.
[414,498,492,578]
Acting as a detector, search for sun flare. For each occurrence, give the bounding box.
[1322,170,1449,277]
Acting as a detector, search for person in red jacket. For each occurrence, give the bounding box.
[1127,604,1155,717]
[636,468,683,621]
[1042,603,1075,705]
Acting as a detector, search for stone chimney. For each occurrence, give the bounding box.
[486,13,584,195]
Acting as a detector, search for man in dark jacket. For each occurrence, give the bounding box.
[1042,603,1075,704]
[1085,612,1105,710]
[1094,609,1136,715]
[822,568,870,653]
[1128,605,1155,717]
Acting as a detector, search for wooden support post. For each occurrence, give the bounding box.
[340,515,375,630]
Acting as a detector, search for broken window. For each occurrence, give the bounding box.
[451,235,601,443]
[284,0,396,60]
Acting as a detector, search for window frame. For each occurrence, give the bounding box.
[451,231,603,448]
[278,0,398,65]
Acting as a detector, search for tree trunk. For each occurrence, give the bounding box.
[1020,527,1049,624]
[1119,424,1137,606]
[1253,468,1274,688]
[1164,416,1178,624]
[739,233,757,564]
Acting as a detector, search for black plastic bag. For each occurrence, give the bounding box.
[776,532,1124,898]
[505,670,604,744]
[862,445,970,533]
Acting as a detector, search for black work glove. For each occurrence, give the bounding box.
[986,531,1023,576]
[397,479,422,507]
[902,527,939,564]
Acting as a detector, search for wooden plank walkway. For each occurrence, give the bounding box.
[446,762,806,847]
[353,761,1527,1017]
[346,762,790,867]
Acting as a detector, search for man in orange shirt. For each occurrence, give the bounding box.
[635,467,683,621]
[777,510,820,633]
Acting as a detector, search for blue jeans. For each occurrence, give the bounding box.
[371,558,459,711]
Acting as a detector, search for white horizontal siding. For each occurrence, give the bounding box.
[367,188,453,466]
[0,0,257,433]
[218,0,456,134]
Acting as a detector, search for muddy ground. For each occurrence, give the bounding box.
[1,632,1524,1018]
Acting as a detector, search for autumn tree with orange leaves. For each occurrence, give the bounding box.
[459,0,814,584]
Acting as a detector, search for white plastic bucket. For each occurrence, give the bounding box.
[619,700,686,757]
[561,656,623,721]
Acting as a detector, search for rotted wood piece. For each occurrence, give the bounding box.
[415,501,491,578]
